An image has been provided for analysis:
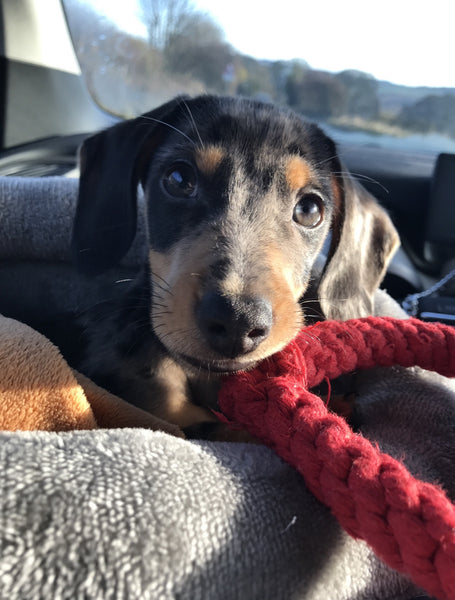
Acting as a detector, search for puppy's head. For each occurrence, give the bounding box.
[73,96,399,374]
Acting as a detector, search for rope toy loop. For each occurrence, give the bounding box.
[219,317,455,600]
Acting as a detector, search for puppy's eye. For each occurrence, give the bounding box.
[162,162,197,198]
[293,193,324,228]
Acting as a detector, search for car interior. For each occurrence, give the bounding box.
[0,1,454,599]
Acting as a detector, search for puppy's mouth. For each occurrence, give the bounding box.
[175,352,259,375]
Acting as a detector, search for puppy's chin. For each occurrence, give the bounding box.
[154,328,301,378]
[172,351,260,376]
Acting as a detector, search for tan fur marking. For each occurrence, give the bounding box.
[152,357,217,428]
[331,175,343,213]
[219,271,243,297]
[260,242,305,354]
[285,156,311,191]
[149,234,305,367]
[149,237,213,357]
[328,175,344,250]
[194,145,224,176]
[149,247,198,351]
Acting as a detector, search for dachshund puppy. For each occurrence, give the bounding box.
[71,95,399,436]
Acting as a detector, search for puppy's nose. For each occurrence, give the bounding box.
[196,292,273,358]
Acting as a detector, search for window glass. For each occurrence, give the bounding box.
[63,0,455,154]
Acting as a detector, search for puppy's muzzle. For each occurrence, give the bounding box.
[196,291,273,358]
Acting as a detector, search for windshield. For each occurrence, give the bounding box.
[63,0,455,155]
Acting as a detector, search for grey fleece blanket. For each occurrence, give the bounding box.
[1,177,454,599]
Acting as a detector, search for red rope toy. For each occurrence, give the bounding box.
[218,316,455,600]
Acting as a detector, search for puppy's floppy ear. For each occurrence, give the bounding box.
[72,96,187,274]
[318,170,400,320]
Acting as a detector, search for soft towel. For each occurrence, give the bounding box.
[1,176,454,599]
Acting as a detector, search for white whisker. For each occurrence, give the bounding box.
[140,115,195,146]
[181,98,204,148]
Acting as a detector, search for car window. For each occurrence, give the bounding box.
[63,0,455,155]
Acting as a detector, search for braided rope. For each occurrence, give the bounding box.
[219,317,455,600]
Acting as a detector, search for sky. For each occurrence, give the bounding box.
[193,0,454,88]
[87,0,455,88]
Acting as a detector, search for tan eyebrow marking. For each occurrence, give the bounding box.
[194,145,225,176]
[285,156,312,191]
